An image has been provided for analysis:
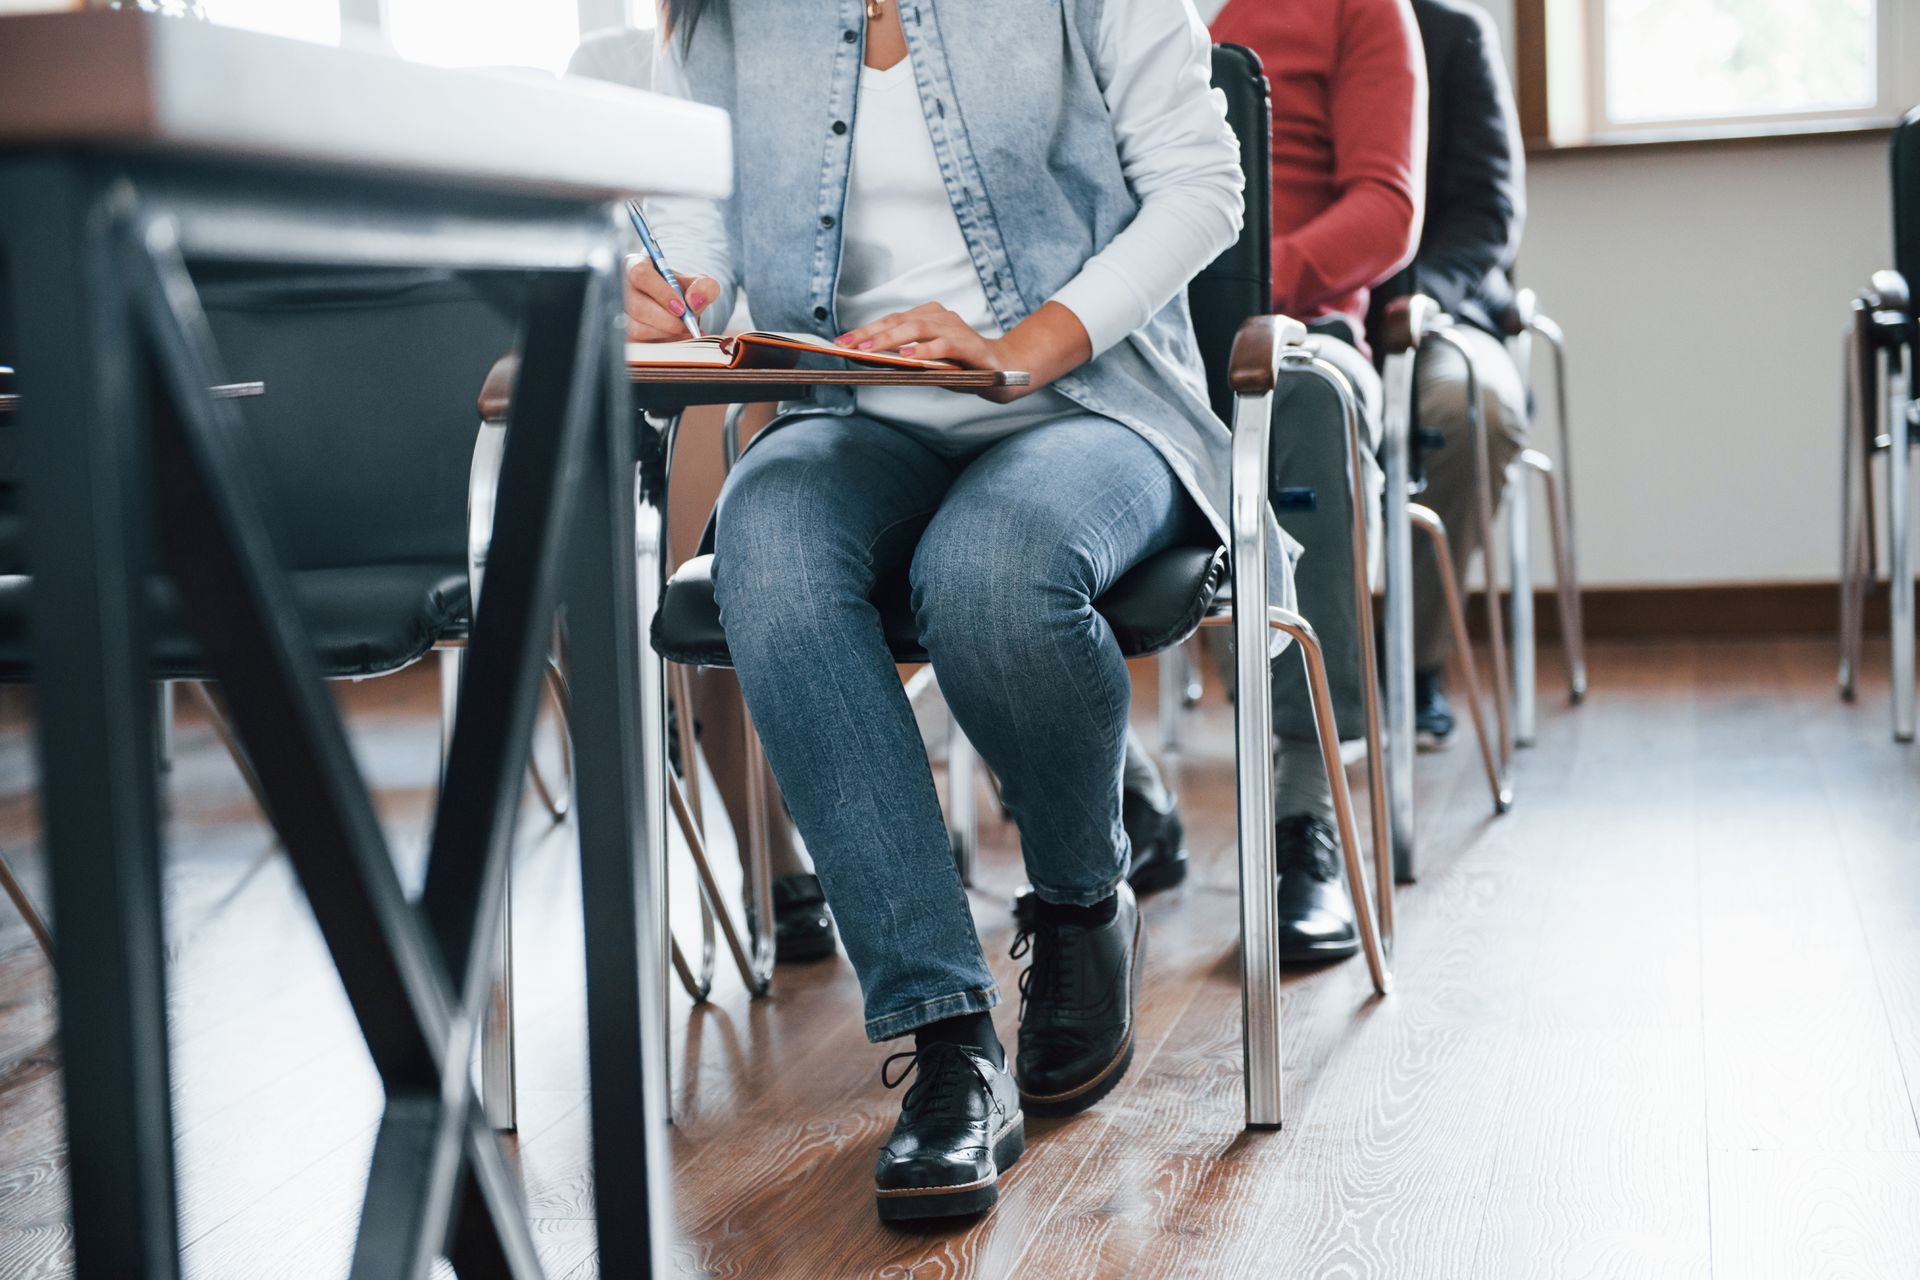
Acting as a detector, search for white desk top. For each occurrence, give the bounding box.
[0,10,732,202]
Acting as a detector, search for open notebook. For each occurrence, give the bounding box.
[625,330,953,372]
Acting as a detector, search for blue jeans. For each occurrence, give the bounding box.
[712,412,1196,1041]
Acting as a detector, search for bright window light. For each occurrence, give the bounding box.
[1603,0,1877,124]
[385,0,581,74]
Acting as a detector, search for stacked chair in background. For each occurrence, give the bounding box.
[1839,106,1920,742]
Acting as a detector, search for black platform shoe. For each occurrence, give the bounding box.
[1012,883,1142,1116]
[748,872,836,964]
[1415,668,1456,752]
[1274,814,1358,961]
[1122,784,1189,894]
[873,1042,1024,1222]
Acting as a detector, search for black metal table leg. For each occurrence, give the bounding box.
[5,161,182,1280]
[565,262,677,1279]
[6,151,670,1277]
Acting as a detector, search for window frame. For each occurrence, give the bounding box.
[1519,0,1914,151]
[1586,0,1896,138]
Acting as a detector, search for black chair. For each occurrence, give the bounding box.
[1839,105,1919,741]
[637,43,1394,1129]
[0,267,549,1128]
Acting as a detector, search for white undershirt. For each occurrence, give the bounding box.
[837,57,1078,446]
[646,0,1243,447]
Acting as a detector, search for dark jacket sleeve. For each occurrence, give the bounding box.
[1415,6,1525,324]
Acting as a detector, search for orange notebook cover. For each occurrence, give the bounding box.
[626,330,954,372]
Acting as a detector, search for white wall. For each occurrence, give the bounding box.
[1468,0,1910,587]
[1515,136,1890,586]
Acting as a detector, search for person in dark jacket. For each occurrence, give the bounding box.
[1403,0,1529,747]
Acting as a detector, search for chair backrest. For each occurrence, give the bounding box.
[1894,106,1920,305]
[193,268,519,571]
[1188,43,1273,426]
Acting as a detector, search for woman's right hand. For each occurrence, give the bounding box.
[625,255,721,342]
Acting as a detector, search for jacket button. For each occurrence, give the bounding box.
[820,214,836,229]
[814,305,829,320]
[842,28,857,42]
[832,120,848,135]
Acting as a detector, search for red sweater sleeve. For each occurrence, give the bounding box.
[1270,0,1427,309]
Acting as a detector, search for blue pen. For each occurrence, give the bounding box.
[627,199,704,340]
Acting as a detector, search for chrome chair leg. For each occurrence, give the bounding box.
[1522,450,1581,717]
[632,455,676,1114]
[1380,344,1418,884]
[1840,314,1870,702]
[443,646,520,1133]
[1180,640,1205,706]
[525,644,573,823]
[669,767,771,997]
[1408,505,1511,812]
[1532,313,1587,703]
[1157,646,1186,753]
[1219,366,1286,1129]
[1506,458,1537,747]
[666,663,721,1000]
[1889,350,1915,743]
[736,703,777,993]
[947,720,979,887]
[1269,608,1390,997]
[1434,328,1515,772]
[480,876,517,1132]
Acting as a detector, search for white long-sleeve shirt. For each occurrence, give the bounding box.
[646,1,1243,446]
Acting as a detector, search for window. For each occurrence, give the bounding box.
[1525,0,1911,146]
[1598,0,1886,130]
[384,0,580,74]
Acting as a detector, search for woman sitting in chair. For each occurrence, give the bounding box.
[634,0,1265,1222]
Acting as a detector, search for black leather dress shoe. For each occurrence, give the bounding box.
[1275,814,1358,961]
[1415,667,1456,752]
[749,873,836,964]
[1123,784,1189,895]
[1012,883,1141,1116]
[873,1042,1024,1222]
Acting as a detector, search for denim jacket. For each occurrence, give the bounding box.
[671,0,1297,612]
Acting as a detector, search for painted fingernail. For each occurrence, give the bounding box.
[668,299,685,316]
[858,340,874,350]
[900,344,917,356]
[687,292,707,310]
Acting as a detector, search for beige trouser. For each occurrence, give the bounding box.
[1412,324,1528,672]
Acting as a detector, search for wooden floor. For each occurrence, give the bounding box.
[1,636,1918,1277]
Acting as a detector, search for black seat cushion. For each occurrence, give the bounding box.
[0,563,468,682]
[652,545,1226,669]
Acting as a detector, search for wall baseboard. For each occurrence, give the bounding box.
[1464,581,1909,641]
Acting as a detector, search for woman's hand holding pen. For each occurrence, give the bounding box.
[625,255,721,342]
[834,300,1093,404]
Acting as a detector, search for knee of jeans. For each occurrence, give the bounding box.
[712,466,860,624]
[909,528,1093,658]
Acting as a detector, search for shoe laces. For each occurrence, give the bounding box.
[1010,922,1083,1027]
[1274,815,1340,881]
[881,1042,993,1122]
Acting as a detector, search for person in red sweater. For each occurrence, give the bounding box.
[1123,0,1427,958]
